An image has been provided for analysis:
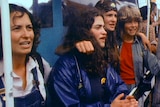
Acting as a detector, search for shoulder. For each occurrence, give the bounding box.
[49,54,78,84]
[54,54,76,67]
[53,54,77,77]
[134,35,146,47]
[134,35,143,45]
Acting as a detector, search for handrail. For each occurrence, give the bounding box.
[146,0,151,39]
[0,0,14,107]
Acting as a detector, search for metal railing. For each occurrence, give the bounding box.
[0,0,14,107]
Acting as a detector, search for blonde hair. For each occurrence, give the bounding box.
[118,5,142,23]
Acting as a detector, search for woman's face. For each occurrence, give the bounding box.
[103,10,117,31]
[10,12,34,56]
[90,16,107,48]
[124,20,139,37]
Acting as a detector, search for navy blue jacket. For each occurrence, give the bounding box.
[47,54,129,107]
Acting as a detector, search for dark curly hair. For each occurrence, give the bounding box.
[56,7,107,76]
[0,4,41,60]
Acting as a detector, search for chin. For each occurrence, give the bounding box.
[100,44,105,48]
[23,50,32,55]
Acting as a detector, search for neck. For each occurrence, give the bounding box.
[12,54,27,90]
[122,34,134,43]
[12,54,26,73]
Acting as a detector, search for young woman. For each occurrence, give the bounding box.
[0,4,51,107]
[47,8,138,107]
[117,5,160,107]
[74,0,150,70]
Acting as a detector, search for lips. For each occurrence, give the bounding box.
[108,24,116,30]
[20,41,30,45]
[130,28,137,32]
[100,37,106,42]
[109,24,116,26]
[19,41,32,48]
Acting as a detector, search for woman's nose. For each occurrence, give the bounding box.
[22,28,30,37]
[102,28,107,35]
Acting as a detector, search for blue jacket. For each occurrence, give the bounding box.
[47,54,129,107]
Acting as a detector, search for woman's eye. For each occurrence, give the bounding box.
[11,26,20,31]
[27,26,33,30]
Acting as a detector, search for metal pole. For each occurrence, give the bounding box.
[0,0,14,107]
[146,0,151,39]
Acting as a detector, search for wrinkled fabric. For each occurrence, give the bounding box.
[118,36,160,86]
[47,54,129,107]
[118,36,160,107]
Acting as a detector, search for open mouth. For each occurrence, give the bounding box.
[19,41,32,48]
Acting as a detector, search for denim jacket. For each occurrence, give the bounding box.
[118,36,160,85]
[118,36,160,106]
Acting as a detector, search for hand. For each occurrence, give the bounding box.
[126,95,138,107]
[75,40,94,54]
[111,93,138,107]
[150,44,157,55]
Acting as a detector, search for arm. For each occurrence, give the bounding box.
[47,56,80,107]
[75,40,94,54]
[143,49,160,76]
[105,67,138,107]
[137,32,151,50]
[149,25,156,42]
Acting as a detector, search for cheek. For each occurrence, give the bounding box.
[124,25,128,30]
[104,17,109,23]
[30,32,35,40]
[11,33,19,43]
[91,32,99,40]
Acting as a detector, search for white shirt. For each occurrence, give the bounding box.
[0,56,51,105]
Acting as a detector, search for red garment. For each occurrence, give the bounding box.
[120,42,135,84]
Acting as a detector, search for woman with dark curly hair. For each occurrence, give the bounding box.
[47,7,138,107]
[74,0,150,73]
[0,4,51,107]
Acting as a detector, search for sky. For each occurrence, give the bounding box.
[69,0,160,9]
[8,0,50,10]
[69,0,98,6]
[138,0,160,9]
[8,0,160,9]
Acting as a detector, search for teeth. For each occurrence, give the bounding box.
[20,42,30,45]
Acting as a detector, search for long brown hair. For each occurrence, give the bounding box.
[56,7,107,76]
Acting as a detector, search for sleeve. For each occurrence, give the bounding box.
[143,49,160,75]
[47,56,80,107]
[107,67,129,102]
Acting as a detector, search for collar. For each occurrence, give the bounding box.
[0,56,37,77]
